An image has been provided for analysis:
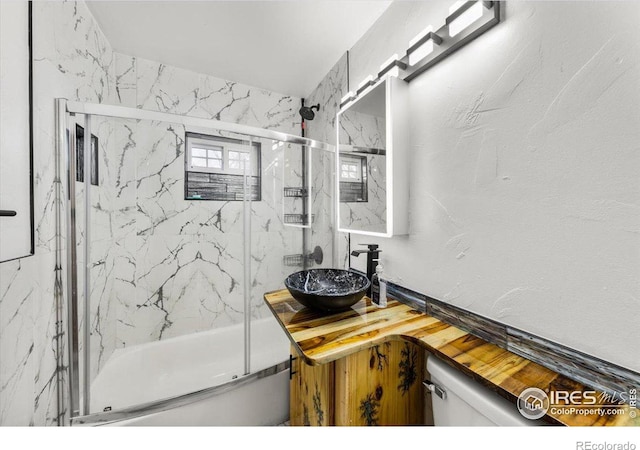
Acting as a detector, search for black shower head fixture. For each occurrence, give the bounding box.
[299,103,320,120]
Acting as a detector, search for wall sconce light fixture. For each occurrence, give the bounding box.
[345,1,502,107]
[407,26,443,67]
[405,0,500,81]
[447,0,489,37]
[378,54,407,79]
[340,91,357,108]
[356,75,376,95]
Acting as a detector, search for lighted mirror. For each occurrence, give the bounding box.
[336,75,408,237]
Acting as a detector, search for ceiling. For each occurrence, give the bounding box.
[87,1,392,98]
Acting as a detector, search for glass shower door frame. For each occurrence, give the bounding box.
[57,99,335,424]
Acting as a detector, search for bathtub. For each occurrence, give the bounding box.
[75,316,291,426]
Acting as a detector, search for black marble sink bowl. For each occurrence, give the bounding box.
[284,269,370,313]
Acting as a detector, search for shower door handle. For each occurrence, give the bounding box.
[0,210,17,217]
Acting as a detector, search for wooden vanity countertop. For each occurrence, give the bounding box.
[264,289,639,427]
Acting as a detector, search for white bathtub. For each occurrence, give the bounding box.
[84,317,291,426]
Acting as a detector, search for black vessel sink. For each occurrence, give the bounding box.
[284,269,370,313]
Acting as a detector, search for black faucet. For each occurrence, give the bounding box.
[351,244,381,296]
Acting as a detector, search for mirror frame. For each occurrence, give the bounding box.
[336,74,408,237]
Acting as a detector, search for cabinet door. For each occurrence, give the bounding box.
[0,2,33,262]
[289,348,334,426]
[335,341,424,426]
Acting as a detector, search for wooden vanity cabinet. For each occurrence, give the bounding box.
[289,341,425,426]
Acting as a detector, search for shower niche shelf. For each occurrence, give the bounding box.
[283,246,323,267]
[284,214,314,225]
[282,143,312,228]
[284,187,308,198]
[283,254,305,267]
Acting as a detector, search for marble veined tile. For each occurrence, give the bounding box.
[88,239,118,382]
[305,55,346,268]
[33,1,115,105]
[0,259,36,425]
[118,233,246,346]
[305,53,348,144]
[249,230,303,319]
[339,154,387,233]
[136,57,203,115]
[247,88,298,133]
[115,53,137,107]
[339,109,386,149]
[134,122,192,237]
[31,252,63,426]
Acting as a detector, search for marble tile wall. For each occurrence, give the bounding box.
[109,54,305,350]
[339,154,387,234]
[338,107,387,233]
[339,109,386,149]
[305,54,348,268]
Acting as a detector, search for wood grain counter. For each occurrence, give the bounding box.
[264,289,639,427]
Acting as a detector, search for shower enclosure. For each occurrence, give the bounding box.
[55,99,335,424]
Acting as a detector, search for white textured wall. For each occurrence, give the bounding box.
[318,1,640,372]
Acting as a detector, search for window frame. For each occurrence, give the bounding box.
[339,154,366,183]
[186,135,258,177]
[338,154,368,203]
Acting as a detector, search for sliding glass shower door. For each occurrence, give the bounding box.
[60,102,322,421]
